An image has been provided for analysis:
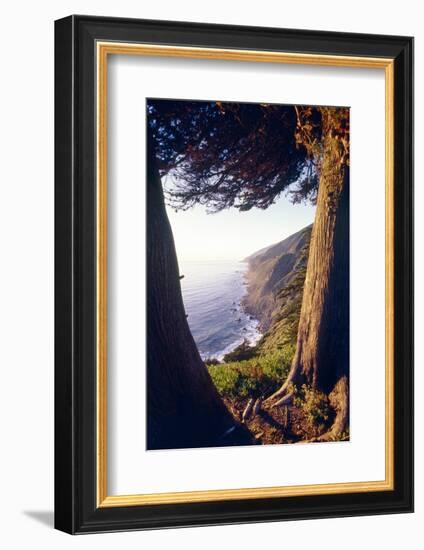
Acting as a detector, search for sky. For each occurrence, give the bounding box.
[166,191,316,264]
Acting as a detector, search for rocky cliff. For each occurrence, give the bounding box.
[243,224,312,353]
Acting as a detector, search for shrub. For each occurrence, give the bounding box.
[208,346,293,399]
[222,340,257,362]
[204,357,221,366]
[293,384,331,429]
[207,363,240,396]
[260,345,295,381]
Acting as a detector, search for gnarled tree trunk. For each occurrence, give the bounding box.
[147,145,251,449]
[268,110,350,438]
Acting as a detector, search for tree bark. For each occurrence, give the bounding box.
[316,376,349,441]
[147,144,252,449]
[269,111,350,415]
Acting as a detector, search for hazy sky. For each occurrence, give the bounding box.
[166,191,316,264]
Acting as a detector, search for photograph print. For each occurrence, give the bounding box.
[146,98,350,451]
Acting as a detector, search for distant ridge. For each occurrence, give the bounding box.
[244,224,312,266]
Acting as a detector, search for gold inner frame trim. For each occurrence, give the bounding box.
[96,41,395,508]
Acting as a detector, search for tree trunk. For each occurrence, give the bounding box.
[147,145,252,449]
[268,111,350,436]
[316,376,349,441]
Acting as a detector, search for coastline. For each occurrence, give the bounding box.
[180,259,262,362]
[212,261,262,361]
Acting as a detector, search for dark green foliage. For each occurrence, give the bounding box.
[147,99,318,212]
[222,340,257,363]
[204,358,221,366]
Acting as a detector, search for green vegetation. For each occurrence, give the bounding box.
[222,340,257,363]
[208,346,294,399]
[293,384,331,431]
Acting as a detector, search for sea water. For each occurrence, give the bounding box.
[179,259,262,360]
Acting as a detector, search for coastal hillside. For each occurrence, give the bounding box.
[245,224,312,269]
[243,224,312,352]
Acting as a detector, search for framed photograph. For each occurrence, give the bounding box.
[54,15,413,534]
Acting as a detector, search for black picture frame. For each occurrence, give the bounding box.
[55,15,414,534]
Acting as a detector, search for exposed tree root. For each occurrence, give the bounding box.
[242,398,254,423]
[272,391,294,408]
[252,398,262,416]
[264,379,291,404]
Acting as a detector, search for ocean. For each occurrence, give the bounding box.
[179,259,262,360]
